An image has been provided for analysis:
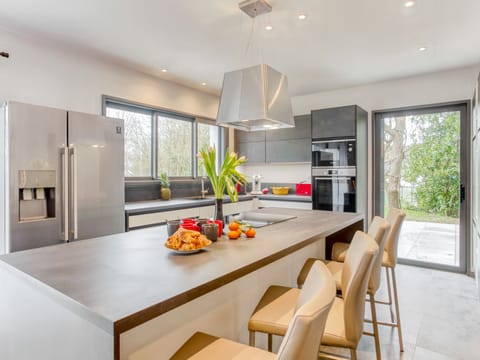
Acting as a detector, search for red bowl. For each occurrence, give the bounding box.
[181,223,200,232]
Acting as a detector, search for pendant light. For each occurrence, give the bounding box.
[216,0,294,131]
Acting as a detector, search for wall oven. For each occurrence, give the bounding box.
[312,138,356,167]
[312,167,356,212]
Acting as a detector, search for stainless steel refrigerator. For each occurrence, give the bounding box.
[0,101,125,253]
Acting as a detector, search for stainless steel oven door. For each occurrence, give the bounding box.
[313,176,356,212]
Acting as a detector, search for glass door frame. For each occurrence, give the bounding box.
[373,101,470,273]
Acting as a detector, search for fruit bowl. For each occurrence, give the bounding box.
[271,186,290,195]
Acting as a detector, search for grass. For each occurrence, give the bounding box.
[385,207,459,224]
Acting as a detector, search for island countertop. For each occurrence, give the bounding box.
[0,208,362,337]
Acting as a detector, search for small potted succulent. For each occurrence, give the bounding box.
[159,172,171,200]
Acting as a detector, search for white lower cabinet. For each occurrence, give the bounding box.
[128,208,201,229]
[128,199,311,230]
[127,200,257,230]
[257,199,312,210]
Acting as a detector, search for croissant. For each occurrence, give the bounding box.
[165,228,212,251]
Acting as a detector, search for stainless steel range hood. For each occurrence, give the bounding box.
[216,64,294,131]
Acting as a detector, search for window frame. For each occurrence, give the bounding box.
[102,95,225,180]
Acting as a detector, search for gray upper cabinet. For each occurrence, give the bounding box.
[266,139,311,162]
[265,114,311,141]
[265,115,311,162]
[236,130,266,143]
[237,141,266,163]
[311,105,356,139]
[235,115,311,163]
[235,130,266,163]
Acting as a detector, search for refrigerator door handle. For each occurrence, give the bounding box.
[61,146,69,242]
[70,146,79,240]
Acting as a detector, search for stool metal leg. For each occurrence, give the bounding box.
[249,331,255,347]
[370,293,382,360]
[350,349,357,360]
[268,333,273,352]
[385,266,394,323]
[391,267,404,352]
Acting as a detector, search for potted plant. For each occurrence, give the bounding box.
[159,172,171,200]
[198,146,247,220]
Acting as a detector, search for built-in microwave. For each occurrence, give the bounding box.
[312,138,356,168]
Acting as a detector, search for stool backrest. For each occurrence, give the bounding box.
[367,216,390,293]
[385,208,406,266]
[341,231,379,345]
[276,261,335,360]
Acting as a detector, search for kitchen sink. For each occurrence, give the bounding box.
[183,195,215,201]
[229,212,296,228]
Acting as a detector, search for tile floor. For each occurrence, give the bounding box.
[320,264,480,359]
[398,221,460,267]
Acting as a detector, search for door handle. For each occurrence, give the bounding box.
[61,147,69,242]
[70,146,78,240]
[460,184,466,203]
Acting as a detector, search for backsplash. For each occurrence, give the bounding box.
[238,163,311,184]
[126,163,311,202]
[125,179,213,202]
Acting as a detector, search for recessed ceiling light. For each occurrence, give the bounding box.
[161,69,168,73]
[201,82,207,86]
[404,0,415,7]
[263,124,273,128]
[298,14,307,20]
[265,25,273,31]
[418,46,427,52]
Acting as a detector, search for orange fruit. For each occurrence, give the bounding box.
[245,228,256,238]
[228,230,240,239]
[228,222,240,231]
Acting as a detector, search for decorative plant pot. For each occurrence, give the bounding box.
[161,187,171,201]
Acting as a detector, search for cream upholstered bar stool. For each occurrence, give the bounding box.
[297,216,390,360]
[248,231,378,360]
[169,261,336,360]
[330,208,406,352]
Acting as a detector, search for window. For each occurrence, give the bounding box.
[104,97,224,179]
[105,105,153,177]
[197,121,220,176]
[157,114,193,177]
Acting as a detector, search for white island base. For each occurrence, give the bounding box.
[124,241,323,359]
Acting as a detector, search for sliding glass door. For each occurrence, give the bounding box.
[373,103,469,272]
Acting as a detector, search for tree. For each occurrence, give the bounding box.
[403,112,460,217]
[384,116,406,209]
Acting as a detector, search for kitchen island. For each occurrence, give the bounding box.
[0,208,362,360]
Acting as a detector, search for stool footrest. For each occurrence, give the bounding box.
[376,320,398,328]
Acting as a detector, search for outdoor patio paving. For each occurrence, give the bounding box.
[398,220,460,266]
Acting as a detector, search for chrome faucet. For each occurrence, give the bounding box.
[201,177,208,198]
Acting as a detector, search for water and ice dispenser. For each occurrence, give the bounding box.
[18,170,56,221]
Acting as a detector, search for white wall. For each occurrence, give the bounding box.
[292,64,480,115]
[0,29,219,118]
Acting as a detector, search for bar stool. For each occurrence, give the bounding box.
[249,231,378,360]
[376,208,406,352]
[169,261,336,360]
[330,208,406,352]
[296,216,390,360]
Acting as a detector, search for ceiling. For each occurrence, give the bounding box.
[1,0,479,96]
